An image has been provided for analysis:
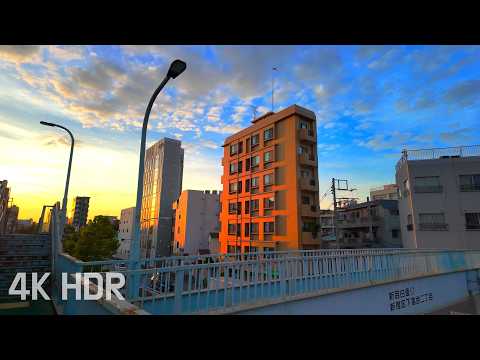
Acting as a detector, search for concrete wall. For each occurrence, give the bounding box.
[397,156,480,249]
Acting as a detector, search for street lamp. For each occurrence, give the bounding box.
[128,59,186,298]
[40,121,74,241]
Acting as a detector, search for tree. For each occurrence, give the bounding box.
[63,216,119,261]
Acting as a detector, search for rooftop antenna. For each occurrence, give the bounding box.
[272,67,278,112]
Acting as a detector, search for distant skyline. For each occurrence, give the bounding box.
[1,45,479,220]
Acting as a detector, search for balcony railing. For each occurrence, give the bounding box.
[414,185,443,193]
[419,223,449,231]
[466,224,480,230]
[460,184,480,192]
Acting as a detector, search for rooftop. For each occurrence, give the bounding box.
[396,144,480,172]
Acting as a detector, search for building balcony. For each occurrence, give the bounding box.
[414,185,443,193]
[298,128,316,143]
[298,154,317,167]
[460,184,480,192]
[419,223,449,231]
[301,204,319,217]
[299,177,318,191]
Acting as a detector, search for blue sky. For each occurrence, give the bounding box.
[0,45,479,219]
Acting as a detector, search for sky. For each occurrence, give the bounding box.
[0,45,479,221]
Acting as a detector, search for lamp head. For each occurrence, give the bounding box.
[167,59,187,79]
[40,121,56,127]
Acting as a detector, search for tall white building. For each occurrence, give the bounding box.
[140,138,184,258]
[395,145,480,249]
[172,190,220,256]
[116,207,135,259]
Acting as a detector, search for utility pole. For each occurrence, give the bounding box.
[331,178,358,249]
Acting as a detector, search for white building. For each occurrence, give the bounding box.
[395,145,480,249]
[172,190,220,256]
[116,207,135,259]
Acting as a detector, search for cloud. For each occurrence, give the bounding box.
[204,123,244,135]
[444,79,480,107]
[0,45,41,64]
[439,128,473,144]
[47,46,85,62]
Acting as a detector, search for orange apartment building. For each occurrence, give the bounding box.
[219,104,321,254]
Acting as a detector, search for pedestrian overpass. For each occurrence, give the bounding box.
[45,204,480,315]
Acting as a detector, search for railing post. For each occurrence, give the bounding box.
[174,269,184,314]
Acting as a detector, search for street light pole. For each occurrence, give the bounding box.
[40,121,74,245]
[127,59,186,299]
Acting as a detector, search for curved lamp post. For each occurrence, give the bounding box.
[128,59,186,299]
[40,121,74,238]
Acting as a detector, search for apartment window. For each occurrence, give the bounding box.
[237,202,242,215]
[299,121,309,129]
[392,229,399,238]
[465,213,480,230]
[245,200,250,214]
[302,221,316,232]
[251,134,260,147]
[228,223,236,235]
[302,196,310,205]
[238,160,243,173]
[264,173,274,186]
[244,223,250,236]
[237,181,242,193]
[300,169,311,178]
[264,150,273,164]
[419,213,448,231]
[251,223,259,234]
[228,202,237,214]
[251,155,260,169]
[238,141,243,154]
[229,162,238,174]
[264,128,274,142]
[229,182,238,194]
[245,157,250,171]
[264,222,275,234]
[251,177,259,189]
[264,196,275,210]
[230,143,238,156]
[245,179,250,192]
[460,174,480,191]
[414,176,442,193]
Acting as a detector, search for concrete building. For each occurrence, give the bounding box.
[4,205,19,234]
[69,196,90,230]
[116,207,135,259]
[396,145,480,249]
[336,200,402,248]
[140,138,184,258]
[370,184,399,201]
[171,190,220,256]
[0,180,10,234]
[219,105,321,253]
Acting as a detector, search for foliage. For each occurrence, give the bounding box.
[62,216,119,261]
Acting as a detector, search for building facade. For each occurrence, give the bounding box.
[396,145,480,249]
[337,200,402,248]
[219,105,321,254]
[171,190,220,256]
[140,138,184,258]
[5,205,19,234]
[69,196,90,230]
[0,180,10,234]
[116,207,135,259]
[370,184,399,201]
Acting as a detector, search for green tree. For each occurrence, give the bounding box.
[63,216,119,261]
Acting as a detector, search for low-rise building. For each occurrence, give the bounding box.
[5,205,19,234]
[116,207,135,259]
[370,184,399,201]
[172,190,220,256]
[396,145,480,249]
[0,180,10,234]
[337,200,402,248]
